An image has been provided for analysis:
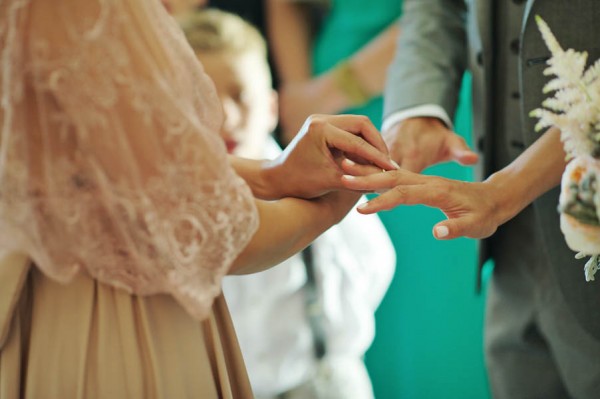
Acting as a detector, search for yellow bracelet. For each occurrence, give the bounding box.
[330,60,370,107]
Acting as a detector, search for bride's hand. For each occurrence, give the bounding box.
[265,114,397,199]
[341,167,504,240]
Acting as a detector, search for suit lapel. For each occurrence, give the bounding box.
[520,0,544,146]
[467,0,493,56]
[473,0,492,58]
[522,0,537,33]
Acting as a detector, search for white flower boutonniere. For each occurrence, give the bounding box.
[531,16,600,282]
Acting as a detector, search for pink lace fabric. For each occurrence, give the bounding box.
[0,0,258,320]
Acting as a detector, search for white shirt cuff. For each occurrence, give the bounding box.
[382,104,453,132]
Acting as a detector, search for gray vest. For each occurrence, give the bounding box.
[469,0,600,339]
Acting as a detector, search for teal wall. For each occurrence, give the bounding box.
[365,74,492,399]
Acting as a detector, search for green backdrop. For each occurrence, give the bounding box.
[364,74,491,399]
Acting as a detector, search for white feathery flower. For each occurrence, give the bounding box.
[534,17,600,283]
[532,16,600,160]
[584,254,599,282]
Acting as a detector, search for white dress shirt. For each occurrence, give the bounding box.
[381,104,452,132]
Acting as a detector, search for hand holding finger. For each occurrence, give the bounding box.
[326,125,397,171]
[323,114,390,156]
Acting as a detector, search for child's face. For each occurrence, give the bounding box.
[198,51,277,159]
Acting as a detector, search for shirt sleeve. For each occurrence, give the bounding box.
[381,104,454,132]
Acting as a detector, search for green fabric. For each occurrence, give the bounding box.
[367,75,492,399]
[312,0,402,122]
[312,3,491,398]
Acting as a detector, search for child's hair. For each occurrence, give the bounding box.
[180,9,267,58]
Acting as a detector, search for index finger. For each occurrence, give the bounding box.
[327,125,397,171]
[341,168,427,191]
[320,114,390,157]
[356,183,444,214]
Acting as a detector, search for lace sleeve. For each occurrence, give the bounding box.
[0,0,258,320]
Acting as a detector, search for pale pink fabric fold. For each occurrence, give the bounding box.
[0,0,258,320]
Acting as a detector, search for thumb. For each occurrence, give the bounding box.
[448,136,479,166]
[432,219,466,240]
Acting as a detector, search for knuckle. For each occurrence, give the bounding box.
[431,175,448,188]
[429,176,454,204]
[306,115,326,131]
[427,184,443,202]
[392,185,410,199]
[356,136,369,147]
[357,115,371,126]
[348,136,366,151]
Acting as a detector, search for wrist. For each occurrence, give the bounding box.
[313,73,350,114]
[327,60,370,110]
[231,156,283,201]
[257,158,283,200]
[483,168,530,226]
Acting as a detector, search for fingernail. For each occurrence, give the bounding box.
[342,175,356,180]
[434,226,449,238]
[345,159,356,166]
[357,202,369,211]
[391,160,401,169]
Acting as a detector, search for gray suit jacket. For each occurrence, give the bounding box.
[384,0,600,339]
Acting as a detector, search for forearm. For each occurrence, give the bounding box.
[484,127,566,225]
[266,0,312,82]
[348,22,401,99]
[312,23,401,114]
[229,191,360,275]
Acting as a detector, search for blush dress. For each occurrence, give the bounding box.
[0,0,258,397]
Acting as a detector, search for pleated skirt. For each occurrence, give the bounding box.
[0,252,253,399]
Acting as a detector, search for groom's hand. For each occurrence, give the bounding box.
[384,116,478,173]
[341,168,503,240]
